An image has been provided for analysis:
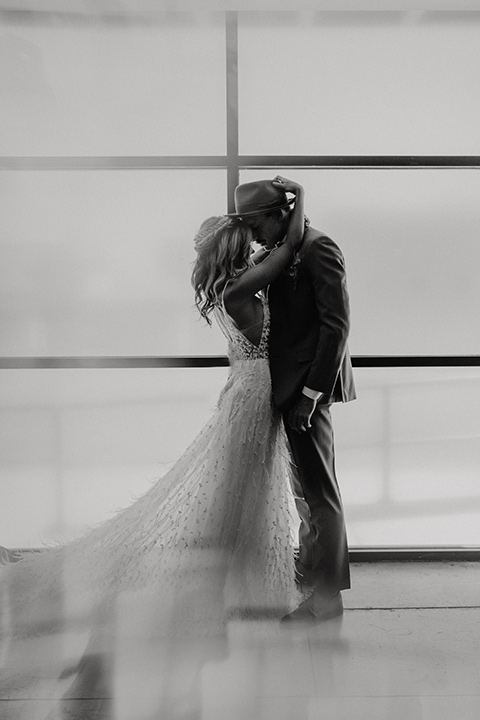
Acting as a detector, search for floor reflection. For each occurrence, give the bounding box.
[2,562,480,720]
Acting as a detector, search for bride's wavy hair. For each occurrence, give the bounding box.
[191,216,253,324]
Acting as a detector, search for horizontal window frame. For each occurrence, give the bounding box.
[10,546,480,563]
[1,355,480,369]
[3,156,480,171]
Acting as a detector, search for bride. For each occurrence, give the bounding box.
[0,177,305,686]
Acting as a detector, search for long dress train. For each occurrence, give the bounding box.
[0,296,300,652]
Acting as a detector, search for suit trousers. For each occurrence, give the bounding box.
[283,404,350,596]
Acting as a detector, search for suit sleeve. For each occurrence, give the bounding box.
[304,236,351,395]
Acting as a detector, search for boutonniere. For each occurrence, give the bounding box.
[284,217,308,290]
[286,251,301,290]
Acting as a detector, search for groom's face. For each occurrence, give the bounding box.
[243,212,285,250]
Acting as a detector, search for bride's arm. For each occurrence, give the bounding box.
[249,247,270,265]
[226,177,305,302]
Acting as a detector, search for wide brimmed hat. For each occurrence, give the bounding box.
[227,180,295,218]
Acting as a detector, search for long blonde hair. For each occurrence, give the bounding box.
[191,216,253,324]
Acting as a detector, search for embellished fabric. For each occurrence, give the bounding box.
[0,296,300,647]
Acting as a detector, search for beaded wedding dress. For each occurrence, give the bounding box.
[0,295,300,654]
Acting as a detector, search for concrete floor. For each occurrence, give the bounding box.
[1,562,479,720]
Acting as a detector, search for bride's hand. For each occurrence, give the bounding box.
[272,175,304,196]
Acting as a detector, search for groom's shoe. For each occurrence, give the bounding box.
[281,591,343,625]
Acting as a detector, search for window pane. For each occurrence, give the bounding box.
[0,169,228,356]
[1,366,479,549]
[0,367,228,547]
[333,367,480,547]
[241,168,480,355]
[0,13,226,155]
[239,12,480,155]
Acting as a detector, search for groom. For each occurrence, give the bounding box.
[230,177,356,623]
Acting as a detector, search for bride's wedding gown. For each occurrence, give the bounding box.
[0,296,300,654]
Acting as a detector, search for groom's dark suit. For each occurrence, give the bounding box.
[268,225,356,596]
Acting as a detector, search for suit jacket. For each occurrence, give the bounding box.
[268,226,356,410]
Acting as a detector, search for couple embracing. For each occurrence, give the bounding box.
[1,177,355,643]
[193,175,356,623]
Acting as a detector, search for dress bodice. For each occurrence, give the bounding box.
[213,293,270,362]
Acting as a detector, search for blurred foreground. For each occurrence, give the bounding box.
[1,561,480,720]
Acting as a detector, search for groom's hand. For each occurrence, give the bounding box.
[288,395,317,433]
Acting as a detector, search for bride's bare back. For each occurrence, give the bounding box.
[223,289,264,348]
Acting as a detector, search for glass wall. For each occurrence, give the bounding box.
[0,367,229,547]
[2,367,479,549]
[1,8,479,549]
[238,12,480,155]
[241,168,480,356]
[333,367,480,547]
[0,169,228,356]
[0,13,226,156]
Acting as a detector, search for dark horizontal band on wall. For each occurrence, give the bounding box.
[10,546,480,562]
[0,356,230,369]
[0,156,229,171]
[2,156,480,171]
[1,355,480,369]
[240,156,480,169]
[348,546,480,562]
[353,355,480,367]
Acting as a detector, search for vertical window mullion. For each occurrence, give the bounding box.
[226,11,239,213]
